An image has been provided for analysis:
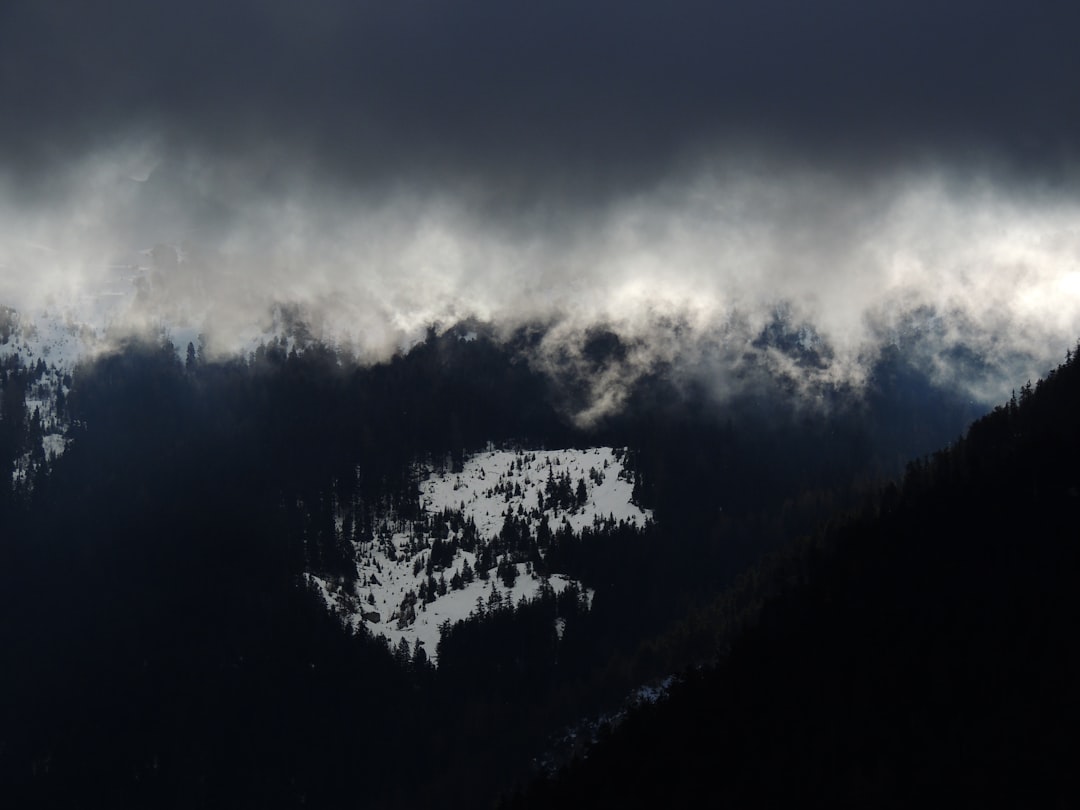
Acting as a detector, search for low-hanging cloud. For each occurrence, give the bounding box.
[2,150,1079,423]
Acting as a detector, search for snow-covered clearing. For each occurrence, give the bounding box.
[420,446,650,537]
[310,447,652,663]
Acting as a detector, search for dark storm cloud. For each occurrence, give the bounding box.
[3,0,1080,197]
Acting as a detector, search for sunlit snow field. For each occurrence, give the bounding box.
[310,447,651,661]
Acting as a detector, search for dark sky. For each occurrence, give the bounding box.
[3,0,1080,197]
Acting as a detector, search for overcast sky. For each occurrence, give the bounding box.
[4,0,1080,193]
[3,1,1080,417]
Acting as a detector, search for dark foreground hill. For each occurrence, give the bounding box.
[507,347,1080,809]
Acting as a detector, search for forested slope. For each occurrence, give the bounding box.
[0,326,1001,808]
[508,345,1080,808]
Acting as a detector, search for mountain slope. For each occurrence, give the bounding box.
[0,323,1016,809]
[507,345,1080,808]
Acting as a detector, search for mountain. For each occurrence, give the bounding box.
[0,305,1021,808]
[506,345,1080,808]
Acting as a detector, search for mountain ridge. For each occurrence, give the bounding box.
[505,342,1080,808]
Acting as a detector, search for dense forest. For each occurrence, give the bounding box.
[0,323,1019,808]
[508,344,1080,808]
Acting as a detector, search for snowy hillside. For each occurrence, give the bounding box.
[420,447,649,536]
[309,447,652,662]
[0,307,93,483]
[0,306,104,370]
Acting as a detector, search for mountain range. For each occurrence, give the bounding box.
[0,297,1072,807]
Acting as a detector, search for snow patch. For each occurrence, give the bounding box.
[419,446,650,538]
[311,447,651,663]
